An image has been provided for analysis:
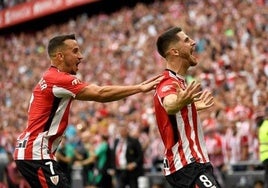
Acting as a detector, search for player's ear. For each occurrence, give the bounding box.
[166,48,179,57]
[172,49,180,56]
[56,52,64,60]
[168,48,179,56]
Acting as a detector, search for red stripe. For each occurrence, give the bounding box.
[177,130,186,166]
[23,135,33,159]
[166,118,179,173]
[38,168,49,188]
[167,149,176,172]
[182,106,199,161]
[192,104,206,162]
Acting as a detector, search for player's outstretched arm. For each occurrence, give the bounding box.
[75,74,163,102]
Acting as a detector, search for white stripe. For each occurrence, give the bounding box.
[171,142,183,171]
[53,85,76,98]
[47,98,70,137]
[177,106,193,164]
[188,105,199,163]
[157,94,163,107]
[17,148,25,159]
[51,137,62,158]
[197,117,209,162]
[42,134,51,160]
[188,105,204,162]
[32,132,47,159]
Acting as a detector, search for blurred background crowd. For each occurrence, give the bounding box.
[0,0,29,10]
[0,0,267,187]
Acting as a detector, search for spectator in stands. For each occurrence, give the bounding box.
[0,0,27,10]
[225,121,247,171]
[79,134,112,188]
[204,123,225,187]
[111,122,144,188]
[148,126,165,173]
[74,130,95,187]
[153,26,220,188]
[55,136,75,183]
[12,34,161,188]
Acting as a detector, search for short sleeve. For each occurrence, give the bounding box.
[48,72,88,98]
[156,78,177,100]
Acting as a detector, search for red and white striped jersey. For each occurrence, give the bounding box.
[153,69,209,176]
[13,66,87,160]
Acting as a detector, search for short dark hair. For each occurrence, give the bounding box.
[48,34,76,57]
[156,26,182,58]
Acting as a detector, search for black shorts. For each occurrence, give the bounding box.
[15,159,71,188]
[165,162,221,188]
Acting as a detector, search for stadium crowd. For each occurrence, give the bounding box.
[0,0,267,187]
[0,0,30,10]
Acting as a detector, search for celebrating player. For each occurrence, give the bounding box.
[153,26,221,188]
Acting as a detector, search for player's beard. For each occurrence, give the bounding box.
[179,50,198,67]
[189,53,198,66]
[69,66,77,75]
[64,61,77,75]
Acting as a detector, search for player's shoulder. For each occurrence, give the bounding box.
[45,66,69,77]
[43,67,83,85]
[158,72,177,86]
[156,72,177,95]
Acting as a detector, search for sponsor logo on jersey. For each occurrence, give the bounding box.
[161,85,172,92]
[72,78,82,85]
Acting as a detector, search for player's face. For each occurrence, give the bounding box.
[176,31,197,66]
[61,39,83,75]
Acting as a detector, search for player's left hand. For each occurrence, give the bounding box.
[194,90,214,111]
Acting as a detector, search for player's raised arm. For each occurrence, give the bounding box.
[75,74,163,102]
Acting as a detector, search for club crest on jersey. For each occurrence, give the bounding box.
[72,78,82,85]
[50,175,59,185]
[161,85,172,93]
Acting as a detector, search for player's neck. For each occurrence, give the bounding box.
[166,61,187,77]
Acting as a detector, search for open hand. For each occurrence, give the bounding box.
[173,81,202,106]
[139,74,164,92]
[194,90,214,111]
